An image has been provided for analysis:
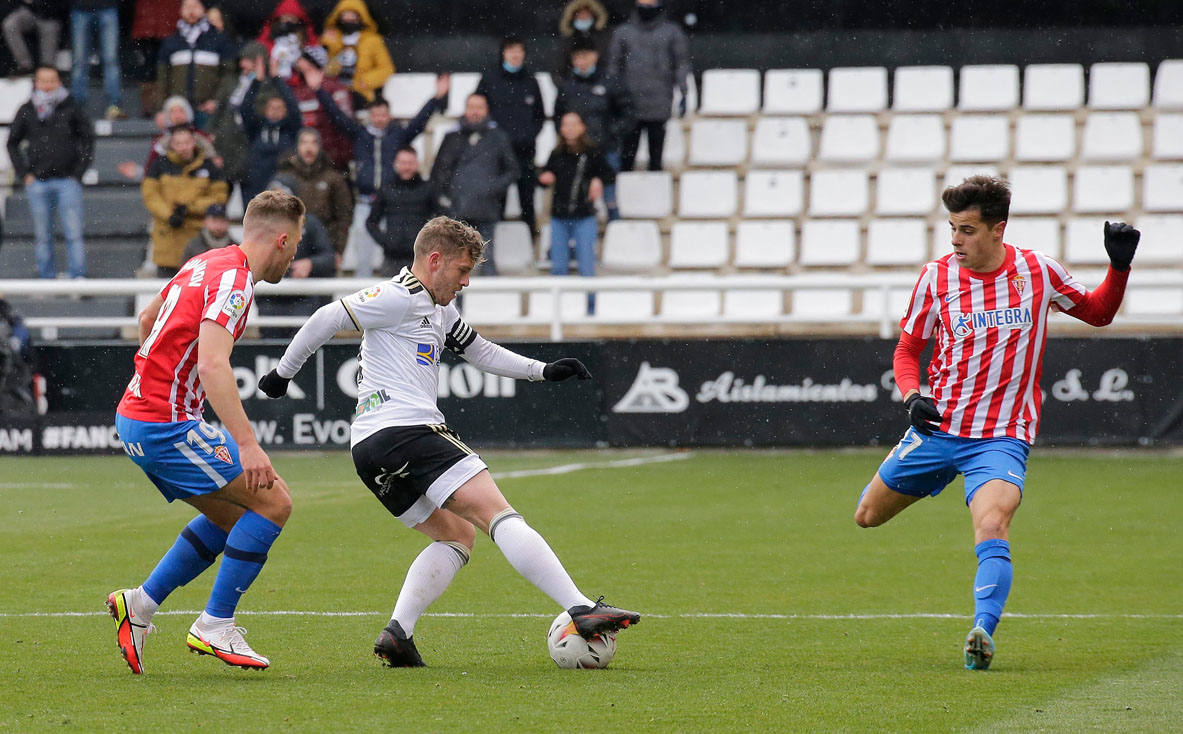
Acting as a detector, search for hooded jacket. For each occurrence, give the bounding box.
[475,63,545,148]
[554,67,634,151]
[7,92,93,181]
[276,149,355,255]
[556,0,610,74]
[606,8,690,121]
[430,118,518,224]
[257,0,318,51]
[258,0,319,79]
[142,148,229,269]
[321,0,395,102]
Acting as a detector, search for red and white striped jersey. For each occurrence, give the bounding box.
[117,246,254,423]
[899,244,1088,443]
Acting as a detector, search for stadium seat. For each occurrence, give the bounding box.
[817,115,880,163]
[799,219,860,266]
[809,170,868,217]
[865,218,929,266]
[615,171,673,218]
[445,72,482,117]
[859,286,914,319]
[5,190,150,238]
[594,289,655,320]
[661,284,722,319]
[1008,166,1068,215]
[672,74,698,117]
[698,69,761,115]
[1073,165,1134,214]
[633,119,686,169]
[943,164,1000,190]
[1063,216,1111,265]
[430,121,451,156]
[678,170,738,218]
[1080,112,1143,161]
[1151,114,1183,159]
[0,236,144,278]
[88,137,150,185]
[958,65,1020,111]
[688,119,748,166]
[1124,287,1183,317]
[892,65,954,112]
[1152,59,1183,109]
[792,287,854,317]
[1142,164,1183,212]
[502,183,543,221]
[1135,214,1183,263]
[750,116,811,167]
[884,114,946,163]
[722,288,784,319]
[0,77,31,123]
[1089,62,1150,109]
[949,114,1010,162]
[382,73,438,118]
[734,220,795,268]
[461,292,522,324]
[1022,63,1085,110]
[743,170,804,217]
[762,69,823,114]
[601,220,662,270]
[827,67,888,112]
[535,124,557,167]
[535,72,557,117]
[491,221,535,274]
[668,221,730,268]
[527,290,588,321]
[225,184,244,220]
[1014,114,1076,162]
[875,167,936,216]
[1003,217,1062,258]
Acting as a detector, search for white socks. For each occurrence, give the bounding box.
[133,586,159,619]
[392,541,470,635]
[490,513,593,611]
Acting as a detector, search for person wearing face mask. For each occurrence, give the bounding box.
[607,0,690,172]
[257,0,318,80]
[321,0,395,106]
[556,0,609,75]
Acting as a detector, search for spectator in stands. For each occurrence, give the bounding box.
[2,0,64,76]
[141,125,229,277]
[556,0,609,75]
[258,174,336,324]
[129,0,182,118]
[180,201,231,263]
[206,41,270,197]
[307,64,447,278]
[430,92,518,275]
[156,0,236,128]
[321,0,394,106]
[258,0,317,80]
[538,111,612,315]
[288,44,355,172]
[7,65,94,280]
[117,96,220,182]
[239,57,302,203]
[607,0,689,171]
[554,38,633,221]
[69,0,125,120]
[366,146,431,276]
[276,127,353,262]
[476,36,545,235]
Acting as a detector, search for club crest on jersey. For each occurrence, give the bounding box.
[213,445,233,464]
[416,343,438,366]
[221,291,247,317]
[357,286,382,302]
[1011,274,1026,295]
[951,307,1033,338]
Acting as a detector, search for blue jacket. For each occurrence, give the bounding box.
[240,77,303,203]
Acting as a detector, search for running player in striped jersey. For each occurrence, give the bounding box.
[854,175,1140,670]
[108,190,306,674]
[258,216,640,667]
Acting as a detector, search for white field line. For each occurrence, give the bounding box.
[3,611,1181,620]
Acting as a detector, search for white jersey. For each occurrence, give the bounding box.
[277,268,546,445]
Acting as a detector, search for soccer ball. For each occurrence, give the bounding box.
[546,611,616,669]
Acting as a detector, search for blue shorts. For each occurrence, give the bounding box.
[877,428,1029,506]
[114,414,244,502]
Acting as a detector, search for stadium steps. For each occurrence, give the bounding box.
[0,237,145,279]
[3,294,132,339]
[5,190,150,239]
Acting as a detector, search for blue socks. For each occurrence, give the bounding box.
[206,511,283,619]
[142,515,228,605]
[972,539,1013,636]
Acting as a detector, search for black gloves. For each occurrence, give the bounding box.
[543,358,592,381]
[258,369,290,398]
[905,393,942,436]
[167,204,188,229]
[1103,221,1139,272]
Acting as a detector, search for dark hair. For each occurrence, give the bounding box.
[500,35,525,53]
[394,145,417,157]
[366,95,389,110]
[555,111,595,154]
[941,175,1011,225]
[168,124,196,136]
[33,64,59,76]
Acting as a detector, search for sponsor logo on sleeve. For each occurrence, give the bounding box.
[221,291,247,318]
[357,286,382,302]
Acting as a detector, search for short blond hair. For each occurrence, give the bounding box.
[413,216,488,265]
[243,190,305,239]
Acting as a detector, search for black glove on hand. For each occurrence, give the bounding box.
[167,204,188,229]
[905,393,942,436]
[1103,221,1139,271]
[258,369,291,398]
[543,358,592,381]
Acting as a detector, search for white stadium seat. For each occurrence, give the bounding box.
[698,68,761,115]
[668,221,730,268]
[688,119,748,166]
[762,69,824,114]
[491,221,535,274]
[382,73,438,118]
[860,286,914,319]
[1008,166,1068,215]
[1152,59,1183,109]
[534,125,556,166]
[1089,62,1150,109]
[793,287,854,317]
[601,221,662,270]
[527,291,588,321]
[1063,217,1111,265]
[744,170,804,217]
[799,219,861,266]
[672,74,698,116]
[865,218,929,266]
[944,164,1000,190]
[1125,287,1183,316]
[0,77,31,124]
[1072,165,1134,213]
[875,167,936,216]
[634,119,686,169]
[893,66,954,112]
[1151,114,1183,159]
[1003,217,1062,259]
[884,114,946,163]
[1022,64,1085,110]
[461,292,522,324]
[723,288,784,319]
[958,65,1020,111]
[445,72,481,117]
[817,114,880,163]
[1014,114,1076,162]
[949,115,1010,162]
[1080,112,1143,161]
[1136,214,1183,264]
[734,221,796,268]
[1142,164,1183,212]
[595,290,655,320]
[809,170,868,217]
[535,72,557,117]
[615,172,673,218]
[827,66,888,112]
[679,171,738,218]
[661,286,722,319]
[750,116,811,167]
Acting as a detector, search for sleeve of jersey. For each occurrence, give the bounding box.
[898,265,939,339]
[443,308,545,381]
[892,332,928,397]
[275,300,354,379]
[1057,264,1129,327]
[202,266,253,334]
[338,283,409,331]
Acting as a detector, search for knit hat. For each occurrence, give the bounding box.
[205,203,228,219]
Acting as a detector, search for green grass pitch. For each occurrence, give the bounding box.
[1,449,1180,732]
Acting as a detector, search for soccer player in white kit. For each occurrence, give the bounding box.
[854,176,1139,670]
[259,216,639,666]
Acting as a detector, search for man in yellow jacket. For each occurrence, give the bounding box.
[321,0,395,104]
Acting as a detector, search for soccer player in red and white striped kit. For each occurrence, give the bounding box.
[854,175,1140,670]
